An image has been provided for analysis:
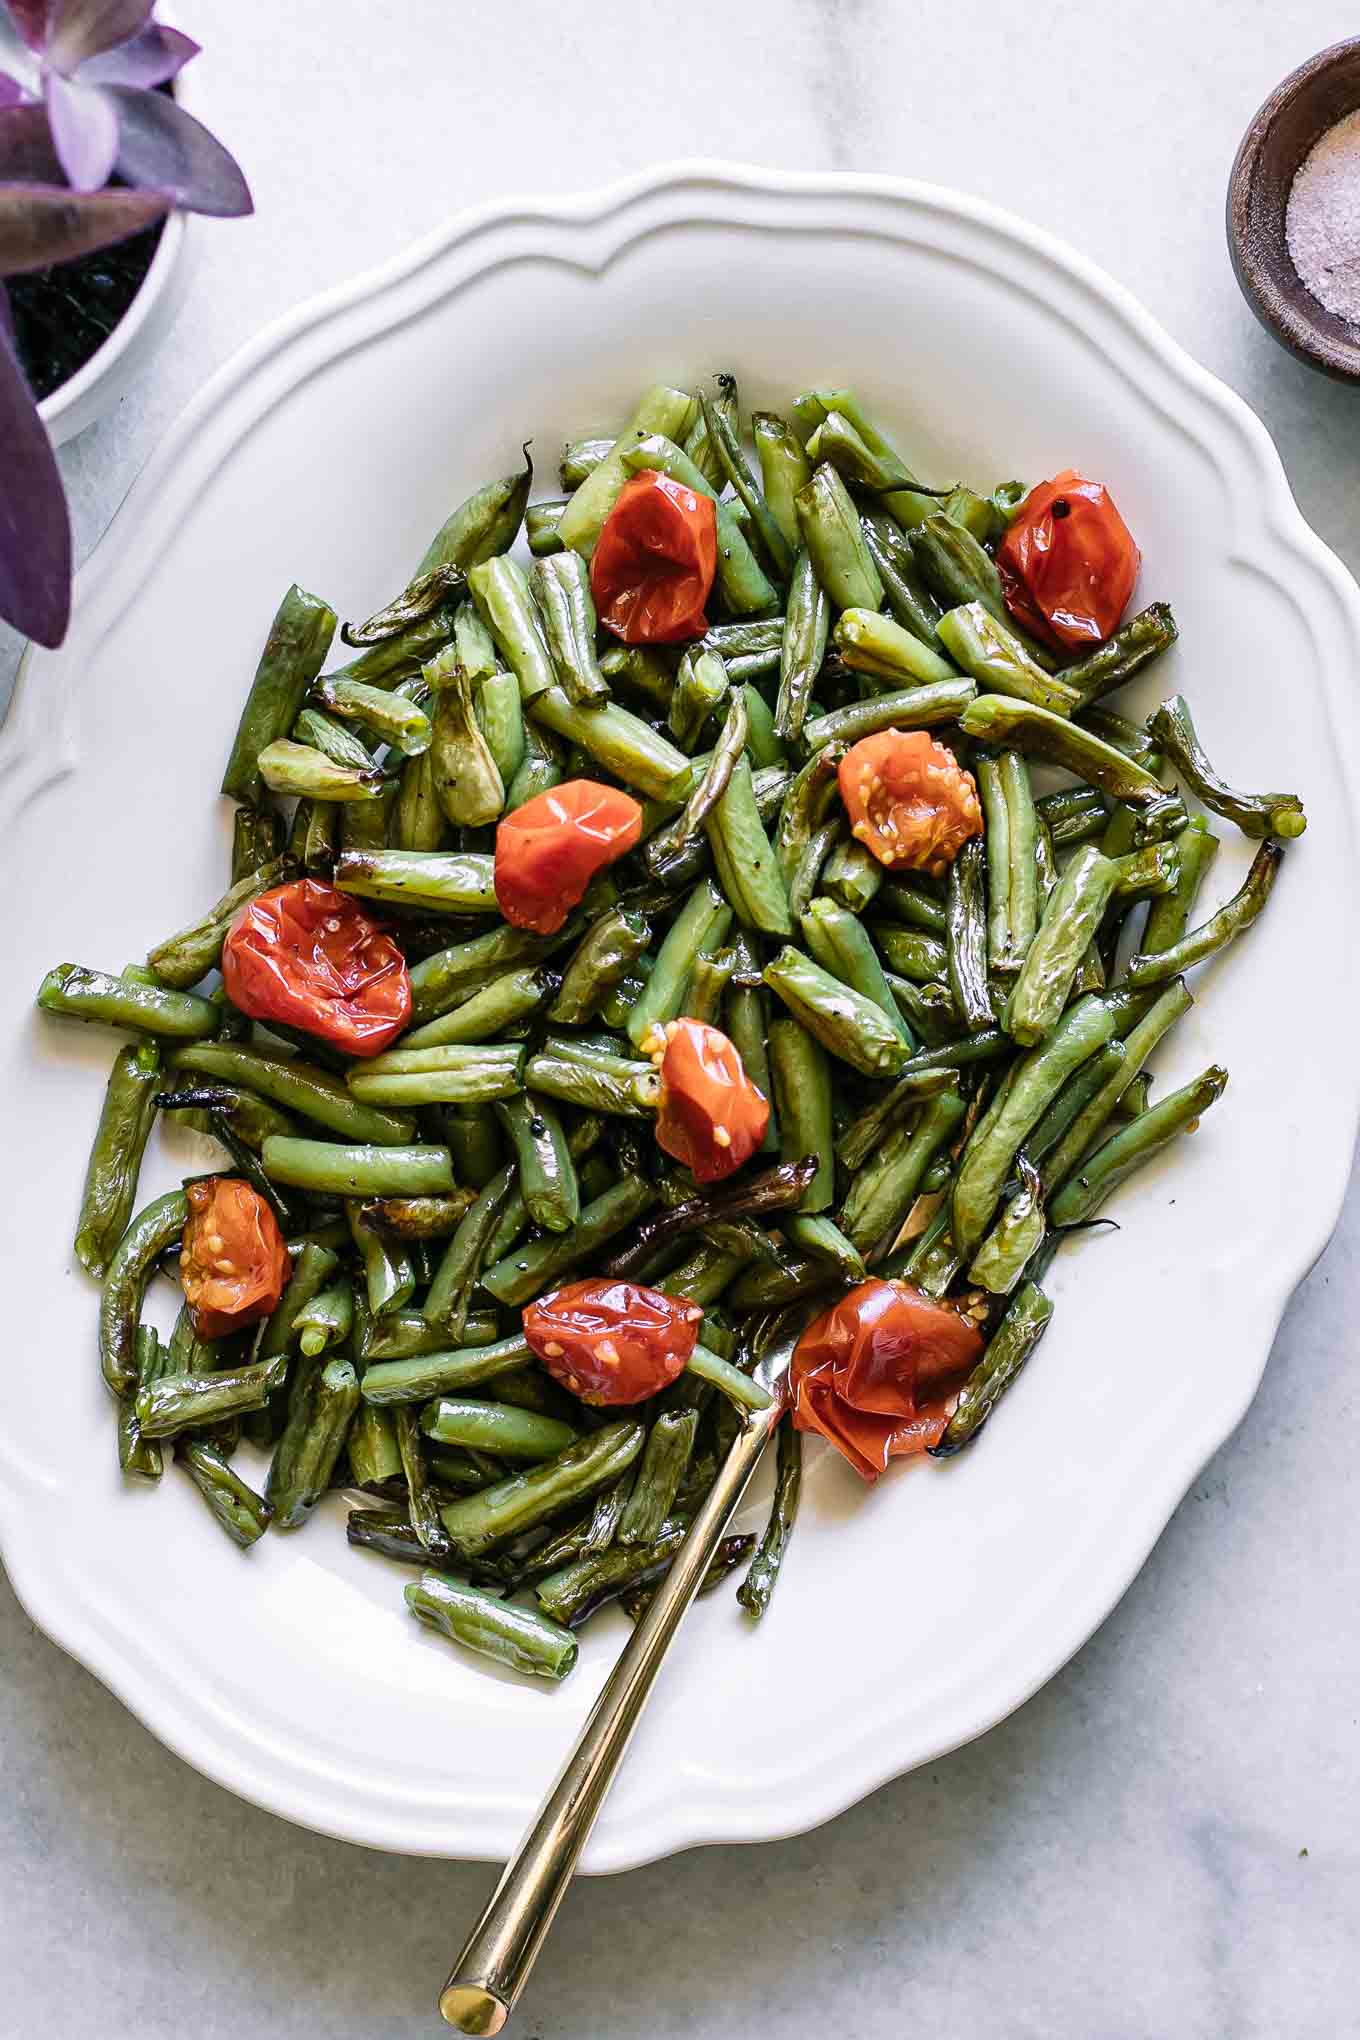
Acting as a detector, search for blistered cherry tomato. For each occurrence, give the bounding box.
[997,469,1139,652]
[222,878,410,1057]
[650,1018,769,1183]
[180,1177,291,1340]
[494,779,642,934]
[590,469,717,643]
[838,729,982,877]
[523,1278,703,1406]
[791,1278,983,1481]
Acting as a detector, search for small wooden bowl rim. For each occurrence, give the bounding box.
[1227,35,1360,383]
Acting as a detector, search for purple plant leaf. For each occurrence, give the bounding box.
[0,75,26,107]
[46,0,153,72]
[0,8,40,93]
[45,68,117,189]
[6,3,52,53]
[0,178,165,273]
[108,85,250,216]
[0,318,71,646]
[80,23,198,88]
[0,101,65,180]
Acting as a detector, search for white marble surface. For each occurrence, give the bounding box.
[4,3,1360,2034]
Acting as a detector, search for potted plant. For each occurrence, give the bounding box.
[0,0,251,650]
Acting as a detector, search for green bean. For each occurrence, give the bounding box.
[324,602,458,690]
[530,550,609,706]
[1050,1065,1228,1225]
[842,1084,967,1256]
[945,838,992,1032]
[557,386,697,556]
[145,857,291,992]
[170,1041,414,1144]
[480,1175,657,1306]
[255,1354,357,1530]
[619,433,778,616]
[424,1162,516,1335]
[1037,786,1108,848]
[699,389,795,582]
[795,463,884,612]
[386,1402,447,1554]
[293,1277,353,1359]
[348,1201,415,1316]
[643,692,746,887]
[137,1348,288,1440]
[801,896,911,1045]
[598,643,675,714]
[429,1106,500,1193]
[332,847,496,914]
[859,508,948,654]
[835,607,956,689]
[1147,694,1305,840]
[960,694,1163,806]
[545,913,647,1030]
[752,410,813,551]
[1140,818,1220,956]
[1022,1040,1129,1171]
[680,946,735,1024]
[413,455,532,580]
[347,1045,524,1108]
[476,669,526,792]
[343,1402,401,1489]
[704,755,792,938]
[1122,841,1283,989]
[737,1418,801,1618]
[1079,705,1163,773]
[406,1569,577,1681]
[886,973,957,1046]
[1001,751,1040,967]
[1061,602,1179,706]
[536,1520,688,1627]
[742,685,786,770]
[261,1136,453,1197]
[968,1156,1045,1295]
[421,1396,577,1462]
[951,994,1116,1256]
[801,675,976,753]
[523,1048,656,1117]
[820,834,884,916]
[975,753,1011,970]
[341,565,468,650]
[832,1065,958,1174]
[221,584,338,805]
[465,555,555,703]
[420,646,505,827]
[530,685,692,801]
[702,619,783,668]
[504,714,564,813]
[771,548,831,747]
[724,940,779,1157]
[869,924,949,983]
[913,514,1056,669]
[174,1439,272,1549]
[775,1221,860,1293]
[763,945,911,1078]
[38,965,220,1042]
[231,802,284,883]
[669,647,729,752]
[74,1041,161,1279]
[618,1408,699,1548]
[391,750,446,852]
[1004,846,1121,1045]
[560,436,614,489]
[936,602,1082,715]
[256,739,384,803]
[440,1419,645,1557]
[310,673,431,757]
[797,398,934,526]
[931,1279,1054,1455]
[495,1091,579,1233]
[408,923,571,1027]
[626,879,731,1047]
[362,1334,532,1407]
[684,1344,775,1413]
[773,747,842,896]
[117,1324,169,1481]
[96,1188,187,1398]
[525,499,567,556]
[400,965,555,1050]
[1041,978,1193,1192]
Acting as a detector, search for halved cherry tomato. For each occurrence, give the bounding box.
[222,878,410,1057]
[523,1278,703,1406]
[494,778,642,934]
[650,1018,769,1183]
[180,1176,291,1340]
[838,729,982,876]
[590,469,717,644]
[791,1278,983,1481]
[997,469,1139,652]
